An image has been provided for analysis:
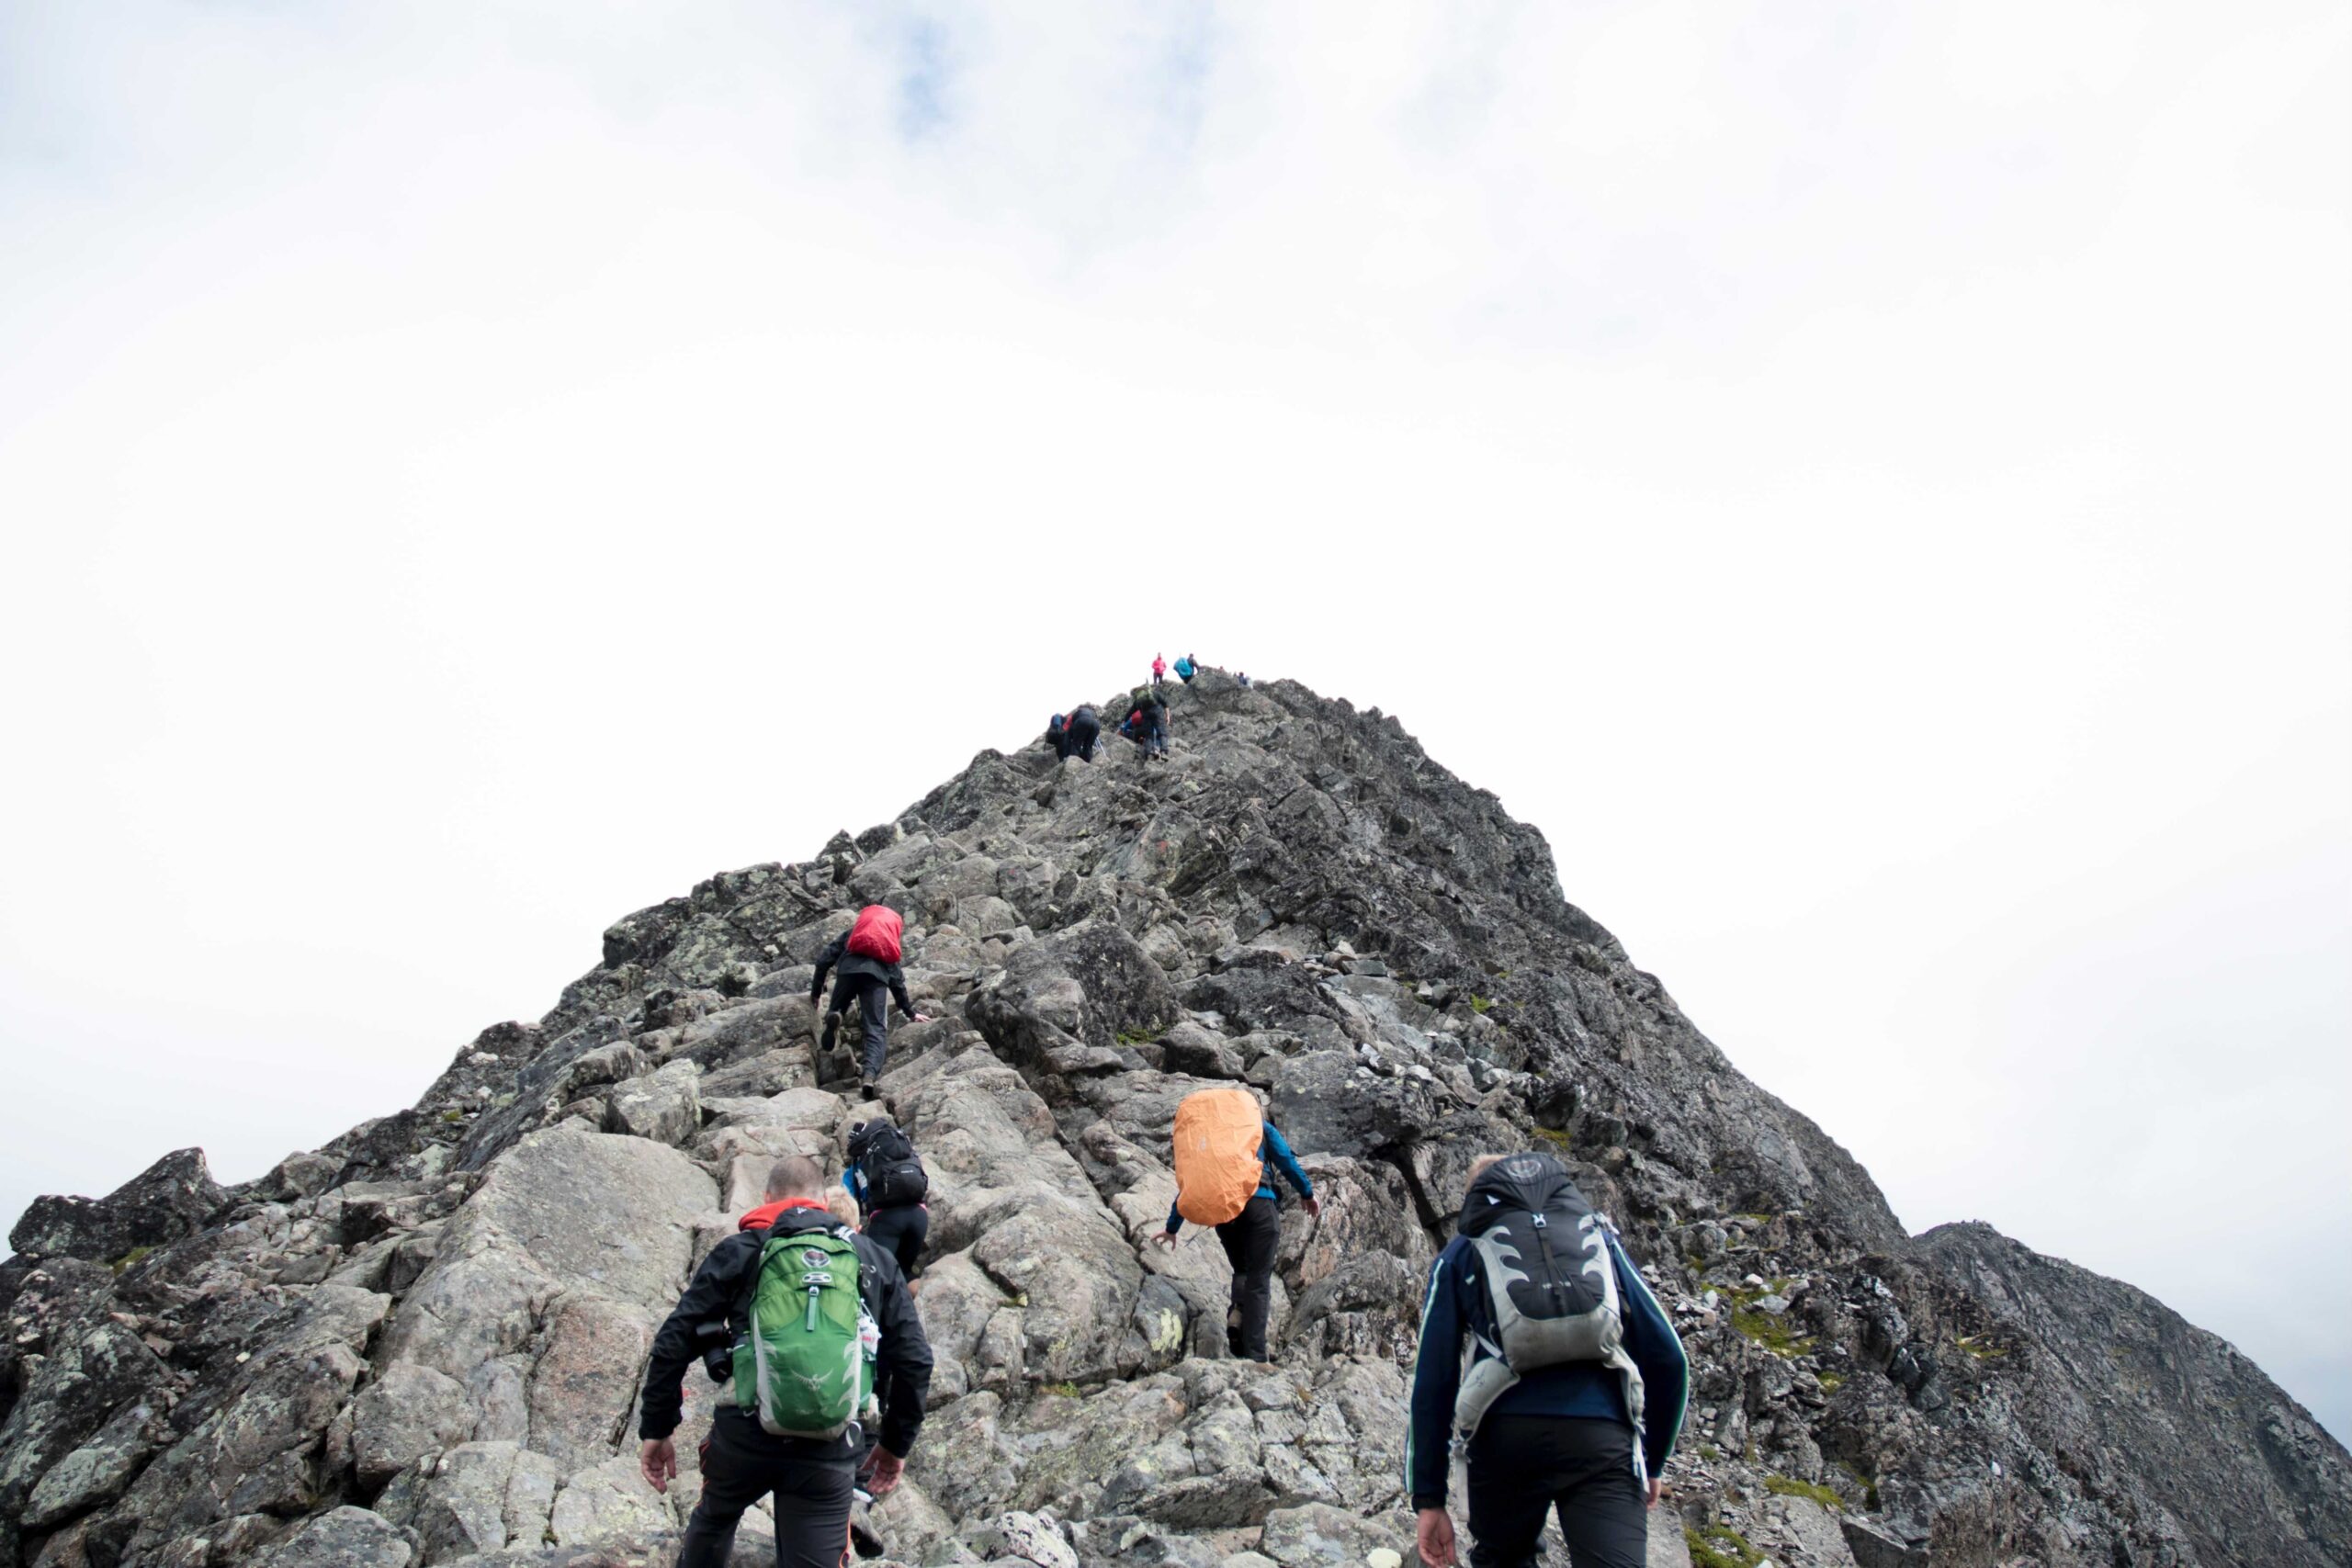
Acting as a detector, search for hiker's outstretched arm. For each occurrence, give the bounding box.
[1611,1232,1690,1475]
[1405,1252,1463,1508]
[874,1267,934,1457]
[1263,1124,1313,1199]
[639,1240,750,1439]
[809,937,844,1000]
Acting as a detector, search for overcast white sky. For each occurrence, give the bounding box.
[2,2,2346,1440]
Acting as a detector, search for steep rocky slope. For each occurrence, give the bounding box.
[6,672,2346,1568]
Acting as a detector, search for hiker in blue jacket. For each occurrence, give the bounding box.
[1154,1121,1319,1362]
[1407,1152,1688,1568]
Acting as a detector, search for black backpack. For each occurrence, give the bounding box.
[847,1119,928,1210]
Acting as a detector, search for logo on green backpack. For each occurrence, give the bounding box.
[734,1228,875,1439]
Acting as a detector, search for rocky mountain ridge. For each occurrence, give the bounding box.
[6,671,2346,1568]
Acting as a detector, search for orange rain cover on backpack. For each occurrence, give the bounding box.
[1172,1088,1264,1227]
[844,906,903,964]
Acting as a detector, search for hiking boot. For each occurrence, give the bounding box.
[820,1013,841,1053]
[861,1075,880,1101]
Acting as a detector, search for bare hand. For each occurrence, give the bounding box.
[1416,1507,1456,1568]
[1301,1197,1322,1218]
[639,1438,677,1495]
[1151,1229,1178,1250]
[912,1012,933,1024]
[867,1448,905,1497]
[1645,1478,1665,1508]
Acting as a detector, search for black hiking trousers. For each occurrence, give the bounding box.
[1216,1195,1282,1361]
[679,1407,858,1568]
[827,975,892,1078]
[1463,1415,1647,1568]
[1063,714,1099,761]
[865,1202,929,1280]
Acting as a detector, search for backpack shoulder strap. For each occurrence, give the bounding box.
[846,1229,897,1305]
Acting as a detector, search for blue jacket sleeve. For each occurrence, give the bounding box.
[843,1168,865,1204]
[1262,1123,1313,1199]
[1165,1197,1184,1237]
[1405,1247,1464,1508]
[1609,1233,1689,1477]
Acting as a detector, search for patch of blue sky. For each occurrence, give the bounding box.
[1134,0,1216,163]
[894,15,951,142]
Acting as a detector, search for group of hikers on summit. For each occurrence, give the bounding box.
[1050,692,1172,762]
[1047,651,1240,769]
[628,687,1689,1568]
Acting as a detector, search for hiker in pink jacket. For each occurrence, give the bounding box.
[1152,653,1168,687]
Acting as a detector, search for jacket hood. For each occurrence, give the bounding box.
[739,1197,832,1232]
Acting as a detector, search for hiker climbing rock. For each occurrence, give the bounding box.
[1122,688,1170,761]
[811,905,930,1100]
[1173,653,1197,684]
[845,1117,931,1282]
[1051,704,1100,762]
[1155,1087,1317,1363]
[1407,1152,1689,1568]
[638,1154,934,1568]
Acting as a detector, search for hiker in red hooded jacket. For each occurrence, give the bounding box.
[811,905,930,1100]
[639,1154,932,1568]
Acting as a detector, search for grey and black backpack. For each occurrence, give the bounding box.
[1452,1153,1646,1459]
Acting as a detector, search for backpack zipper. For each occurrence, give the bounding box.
[803,1256,836,1332]
[1529,1210,1564,1307]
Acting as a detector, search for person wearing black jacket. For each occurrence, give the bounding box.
[811,930,929,1099]
[1407,1153,1688,1568]
[1057,704,1100,762]
[639,1155,933,1568]
[1125,689,1169,760]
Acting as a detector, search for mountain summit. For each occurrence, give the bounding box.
[6,672,2346,1568]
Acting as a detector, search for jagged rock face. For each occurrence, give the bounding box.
[4,672,2346,1568]
[8,1151,225,1265]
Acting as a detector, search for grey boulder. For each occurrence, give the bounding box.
[254,1506,416,1568]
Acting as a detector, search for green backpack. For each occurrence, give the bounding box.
[732,1227,873,1439]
